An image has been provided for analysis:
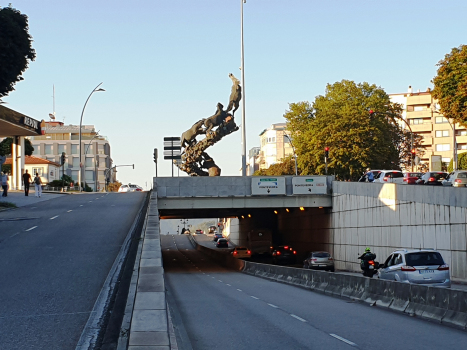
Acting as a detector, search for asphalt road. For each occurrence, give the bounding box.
[163,234,467,350]
[0,192,146,350]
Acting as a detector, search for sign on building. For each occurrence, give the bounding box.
[292,176,327,195]
[251,177,286,195]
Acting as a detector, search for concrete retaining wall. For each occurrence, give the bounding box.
[243,261,467,330]
[331,182,467,283]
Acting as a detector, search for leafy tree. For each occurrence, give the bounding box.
[0,6,36,99]
[0,137,34,156]
[284,80,411,180]
[253,156,296,176]
[447,152,467,172]
[432,45,467,126]
[108,181,122,192]
[399,130,424,171]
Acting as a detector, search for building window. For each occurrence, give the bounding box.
[414,106,425,112]
[44,144,53,155]
[58,144,66,154]
[71,144,79,154]
[435,130,449,137]
[457,130,467,136]
[436,144,450,152]
[85,170,94,181]
[407,106,414,112]
[73,157,80,167]
[32,167,44,176]
[85,157,93,167]
[458,144,467,150]
[435,117,448,124]
[71,170,79,181]
[442,157,451,163]
[410,118,424,125]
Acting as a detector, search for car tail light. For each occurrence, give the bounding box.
[276,251,281,255]
[136,188,142,191]
[247,250,251,254]
[284,246,289,249]
[368,260,375,265]
[401,266,416,271]
[428,177,436,182]
[403,178,407,182]
[438,264,449,271]
[455,179,462,183]
[328,257,333,260]
[311,258,317,262]
[289,248,293,251]
[233,251,237,255]
[293,251,297,254]
[383,177,388,182]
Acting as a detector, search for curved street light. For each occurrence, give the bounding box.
[78,83,105,191]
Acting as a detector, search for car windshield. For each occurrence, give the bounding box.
[429,173,447,179]
[312,252,330,258]
[405,252,444,266]
[458,172,467,178]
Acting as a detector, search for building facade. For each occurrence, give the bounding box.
[258,123,294,170]
[389,86,467,171]
[28,121,112,191]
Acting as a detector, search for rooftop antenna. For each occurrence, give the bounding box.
[49,85,56,120]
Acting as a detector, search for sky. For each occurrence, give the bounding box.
[2,0,467,189]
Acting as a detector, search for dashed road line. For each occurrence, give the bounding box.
[50,216,59,220]
[237,289,242,292]
[330,334,357,347]
[67,210,73,212]
[250,296,259,300]
[25,226,37,231]
[290,314,307,322]
[226,284,231,286]
[267,303,279,308]
[80,205,84,207]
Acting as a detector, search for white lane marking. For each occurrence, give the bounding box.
[291,314,307,322]
[67,210,73,212]
[9,232,20,238]
[268,303,279,308]
[80,205,84,207]
[237,289,242,292]
[212,277,215,279]
[88,201,92,203]
[226,284,231,286]
[218,280,223,282]
[50,216,59,220]
[25,226,37,231]
[250,296,259,300]
[330,334,357,347]
[96,198,99,200]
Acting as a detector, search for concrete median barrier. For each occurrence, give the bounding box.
[442,289,467,329]
[389,282,411,312]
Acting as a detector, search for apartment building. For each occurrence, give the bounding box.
[258,123,294,170]
[28,121,113,191]
[389,86,467,171]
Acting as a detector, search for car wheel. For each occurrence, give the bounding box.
[330,268,335,272]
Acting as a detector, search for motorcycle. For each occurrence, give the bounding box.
[358,254,380,278]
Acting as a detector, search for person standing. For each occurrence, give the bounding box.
[22,169,32,196]
[365,168,375,182]
[1,172,8,197]
[33,173,42,198]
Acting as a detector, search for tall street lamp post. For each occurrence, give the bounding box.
[240,0,247,176]
[78,83,105,192]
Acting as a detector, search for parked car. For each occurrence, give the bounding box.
[195,229,204,234]
[118,183,143,192]
[416,172,448,185]
[272,245,297,265]
[216,238,229,248]
[374,170,405,183]
[303,251,335,272]
[378,249,451,287]
[231,246,251,259]
[403,172,423,185]
[213,232,223,241]
[358,170,381,182]
[442,170,467,187]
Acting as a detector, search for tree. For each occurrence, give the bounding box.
[0,6,36,99]
[284,80,410,180]
[0,137,34,156]
[447,152,467,172]
[432,45,467,126]
[108,181,122,192]
[253,156,296,176]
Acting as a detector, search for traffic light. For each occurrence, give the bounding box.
[324,147,329,158]
[153,148,158,163]
[369,109,375,116]
[61,152,66,165]
[411,149,416,155]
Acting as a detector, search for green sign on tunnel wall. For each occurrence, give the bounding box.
[251,177,286,195]
[292,176,327,195]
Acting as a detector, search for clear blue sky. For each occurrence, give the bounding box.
[3,0,466,188]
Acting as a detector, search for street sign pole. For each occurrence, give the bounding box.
[163,137,182,178]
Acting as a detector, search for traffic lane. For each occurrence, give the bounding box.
[163,236,349,350]
[216,271,467,350]
[0,192,145,350]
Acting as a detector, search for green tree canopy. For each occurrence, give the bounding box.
[0,6,36,98]
[0,137,34,156]
[284,80,414,180]
[253,156,296,176]
[432,45,467,126]
[447,152,467,172]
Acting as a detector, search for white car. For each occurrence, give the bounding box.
[118,184,143,192]
[374,170,405,184]
[231,246,251,259]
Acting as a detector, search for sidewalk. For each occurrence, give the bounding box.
[0,190,69,209]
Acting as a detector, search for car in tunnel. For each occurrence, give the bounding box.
[216,238,229,248]
[272,246,297,265]
[303,251,335,272]
[231,246,251,259]
[213,232,223,241]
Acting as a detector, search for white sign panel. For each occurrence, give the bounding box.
[251,177,286,195]
[292,176,327,195]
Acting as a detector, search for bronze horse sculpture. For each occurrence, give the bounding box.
[181,119,206,148]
